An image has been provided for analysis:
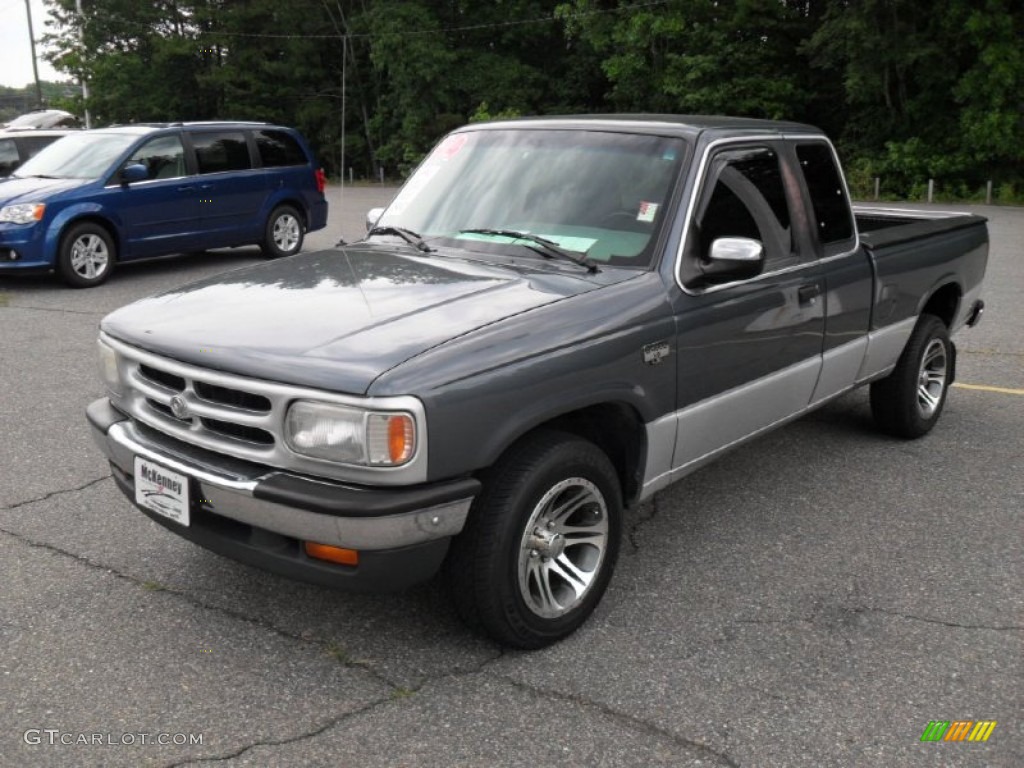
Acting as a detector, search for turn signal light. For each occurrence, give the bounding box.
[388,414,414,464]
[304,542,359,567]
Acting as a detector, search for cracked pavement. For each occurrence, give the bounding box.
[1,192,1020,767]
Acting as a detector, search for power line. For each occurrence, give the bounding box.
[79,1,670,41]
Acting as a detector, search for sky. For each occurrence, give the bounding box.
[1,0,64,89]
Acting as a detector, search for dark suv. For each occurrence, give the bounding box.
[0,121,328,287]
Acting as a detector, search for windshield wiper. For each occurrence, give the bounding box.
[458,228,598,273]
[366,225,434,253]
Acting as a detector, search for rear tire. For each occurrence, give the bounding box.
[445,431,622,649]
[57,222,115,288]
[261,205,304,258]
[870,314,952,438]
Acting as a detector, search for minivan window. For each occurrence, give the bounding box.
[18,135,58,160]
[124,135,187,181]
[192,132,252,174]
[13,132,138,179]
[255,130,306,167]
[0,139,17,176]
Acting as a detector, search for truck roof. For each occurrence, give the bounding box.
[465,114,824,140]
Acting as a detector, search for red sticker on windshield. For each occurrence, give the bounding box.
[438,134,468,161]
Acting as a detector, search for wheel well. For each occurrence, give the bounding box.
[62,216,120,260]
[532,403,647,508]
[921,283,961,328]
[272,200,307,227]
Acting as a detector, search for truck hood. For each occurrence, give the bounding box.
[0,176,88,203]
[102,245,622,394]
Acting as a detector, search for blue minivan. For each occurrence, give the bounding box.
[0,122,328,287]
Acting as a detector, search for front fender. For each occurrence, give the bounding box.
[44,203,122,263]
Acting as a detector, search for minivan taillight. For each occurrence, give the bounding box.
[315,168,326,195]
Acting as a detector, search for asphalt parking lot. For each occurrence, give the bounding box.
[0,187,1020,767]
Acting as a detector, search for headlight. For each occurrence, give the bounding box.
[284,401,417,466]
[0,203,46,224]
[97,339,122,395]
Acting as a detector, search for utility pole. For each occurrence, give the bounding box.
[24,0,43,107]
[75,0,91,127]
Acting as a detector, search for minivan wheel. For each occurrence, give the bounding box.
[445,431,622,649]
[58,222,115,288]
[262,205,304,258]
[870,314,952,438]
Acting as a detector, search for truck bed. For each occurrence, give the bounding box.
[853,205,987,249]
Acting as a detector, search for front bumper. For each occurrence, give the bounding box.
[0,222,50,269]
[87,398,480,591]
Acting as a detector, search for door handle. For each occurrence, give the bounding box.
[176,186,195,192]
[798,283,821,307]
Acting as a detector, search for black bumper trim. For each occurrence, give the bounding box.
[252,473,481,519]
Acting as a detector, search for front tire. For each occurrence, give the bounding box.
[870,314,952,438]
[261,205,304,258]
[445,431,622,649]
[58,222,115,288]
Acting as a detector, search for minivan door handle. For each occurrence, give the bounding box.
[798,283,821,307]
[176,185,195,192]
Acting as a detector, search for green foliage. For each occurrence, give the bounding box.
[35,0,1023,197]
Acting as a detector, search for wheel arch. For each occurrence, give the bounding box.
[46,210,122,264]
[919,281,961,328]
[266,197,308,228]
[483,401,648,509]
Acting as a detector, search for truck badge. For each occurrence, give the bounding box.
[169,395,190,420]
[642,341,670,365]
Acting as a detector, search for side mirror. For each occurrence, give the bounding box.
[365,207,384,232]
[701,237,764,282]
[121,163,148,185]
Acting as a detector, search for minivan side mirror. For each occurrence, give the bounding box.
[121,163,149,185]
[701,237,764,282]
[366,207,384,232]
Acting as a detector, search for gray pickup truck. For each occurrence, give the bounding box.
[87,116,988,648]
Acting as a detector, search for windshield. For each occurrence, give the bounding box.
[14,132,138,180]
[379,128,687,268]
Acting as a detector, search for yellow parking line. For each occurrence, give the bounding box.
[953,383,1024,396]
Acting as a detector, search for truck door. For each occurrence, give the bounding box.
[792,141,873,404]
[668,141,827,474]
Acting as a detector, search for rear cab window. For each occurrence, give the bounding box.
[795,142,856,257]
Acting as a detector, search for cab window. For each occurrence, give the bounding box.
[697,147,796,271]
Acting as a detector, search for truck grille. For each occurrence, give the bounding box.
[131,360,278,451]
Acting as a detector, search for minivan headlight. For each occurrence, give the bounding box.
[284,401,417,466]
[0,203,46,224]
